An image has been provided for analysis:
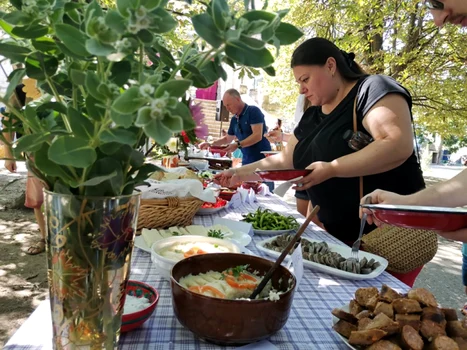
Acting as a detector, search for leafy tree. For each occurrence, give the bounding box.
[263,0,467,139]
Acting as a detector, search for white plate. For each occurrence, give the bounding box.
[134,231,252,253]
[253,228,296,235]
[256,236,388,280]
[196,206,227,216]
[332,304,356,350]
[261,151,280,155]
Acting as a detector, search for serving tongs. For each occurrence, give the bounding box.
[249,206,320,299]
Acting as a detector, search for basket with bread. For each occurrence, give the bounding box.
[332,284,466,349]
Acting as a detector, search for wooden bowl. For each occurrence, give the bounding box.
[170,253,296,345]
[121,280,159,333]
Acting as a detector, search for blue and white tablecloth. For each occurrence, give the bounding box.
[5,195,409,350]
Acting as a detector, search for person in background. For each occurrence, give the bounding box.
[2,83,46,255]
[215,37,426,286]
[463,243,467,315]
[273,118,283,132]
[361,0,467,243]
[199,89,271,164]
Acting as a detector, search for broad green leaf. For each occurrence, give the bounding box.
[129,149,145,168]
[112,87,142,114]
[37,102,67,115]
[4,68,26,101]
[99,128,138,146]
[274,22,303,45]
[56,41,88,60]
[67,106,94,141]
[199,61,220,86]
[2,11,31,25]
[241,10,277,24]
[135,107,152,127]
[261,17,280,42]
[25,52,59,80]
[149,8,177,34]
[276,9,289,19]
[32,38,59,54]
[117,0,139,17]
[85,38,115,56]
[34,143,76,182]
[132,163,162,183]
[173,102,195,130]
[225,40,274,67]
[85,0,104,21]
[9,0,22,10]
[0,42,31,62]
[245,19,269,35]
[81,171,118,187]
[110,61,132,86]
[0,19,16,37]
[143,118,172,145]
[162,114,183,132]
[70,69,86,85]
[85,71,105,100]
[155,79,192,98]
[84,157,123,196]
[48,136,96,168]
[11,24,48,39]
[137,29,154,44]
[225,29,241,42]
[86,95,105,121]
[23,106,42,132]
[211,0,229,31]
[100,142,122,155]
[191,13,223,48]
[55,23,89,57]
[152,42,176,68]
[238,35,265,50]
[14,133,49,153]
[263,66,276,76]
[141,0,161,10]
[105,10,126,34]
[111,109,135,128]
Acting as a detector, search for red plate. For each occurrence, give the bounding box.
[255,169,312,182]
[362,204,467,231]
[121,280,159,333]
[210,148,228,157]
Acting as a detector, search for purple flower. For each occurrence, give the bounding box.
[190,103,209,140]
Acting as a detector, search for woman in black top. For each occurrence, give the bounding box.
[216,38,425,286]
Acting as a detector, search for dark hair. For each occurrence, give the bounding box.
[291,38,366,81]
[15,84,26,107]
[277,118,282,127]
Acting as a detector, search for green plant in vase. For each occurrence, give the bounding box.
[0,0,302,347]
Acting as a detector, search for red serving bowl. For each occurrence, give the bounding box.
[241,181,262,193]
[363,204,467,231]
[171,253,296,345]
[219,189,237,201]
[255,169,312,182]
[210,148,228,157]
[121,280,159,333]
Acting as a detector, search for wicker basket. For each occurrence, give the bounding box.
[137,196,203,230]
[362,226,438,274]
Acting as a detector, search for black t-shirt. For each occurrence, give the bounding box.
[293,75,425,242]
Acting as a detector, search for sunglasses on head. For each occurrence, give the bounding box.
[425,0,444,10]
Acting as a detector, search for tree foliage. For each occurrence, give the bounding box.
[263,0,467,139]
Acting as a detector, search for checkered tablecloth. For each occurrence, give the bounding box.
[5,195,409,350]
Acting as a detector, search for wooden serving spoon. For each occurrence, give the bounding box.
[249,206,320,299]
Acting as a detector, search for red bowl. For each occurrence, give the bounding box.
[363,204,467,231]
[219,190,237,201]
[121,280,159,333]
[255,169,312,182]
[241,182,262,193]
[210,148,228,157]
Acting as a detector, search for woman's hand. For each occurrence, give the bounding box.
[264,130,282,143]
[198,141,211,150]
[4,159,16,173]
[291,161,336,190]
[359,189,411,225]
[213,168,261,188]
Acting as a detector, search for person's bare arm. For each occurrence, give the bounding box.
[211,134,236,147]
[237,123,263,148]
[1,114,17,172]
[296,94,415,189]
[264,130,292,143]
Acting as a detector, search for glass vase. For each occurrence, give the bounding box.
[44,191,140,350]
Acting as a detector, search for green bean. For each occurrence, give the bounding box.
[242,207,299,230]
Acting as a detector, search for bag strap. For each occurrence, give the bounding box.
[353,97,364,199]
